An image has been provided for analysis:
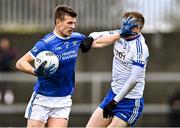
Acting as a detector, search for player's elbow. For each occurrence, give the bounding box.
[92,42,105,48]
[15,60,20,70]
[15,59,22,70]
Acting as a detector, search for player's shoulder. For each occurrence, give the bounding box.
[130,34,149,53]
[138,34,149,51]
[71,32,86,39]
[131,34,146,47]
[139,34,146,44]
[41,32,56,43]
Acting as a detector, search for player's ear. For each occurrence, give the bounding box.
[56,19,61,25]
[132,27,141,33]
[137,27,142,32]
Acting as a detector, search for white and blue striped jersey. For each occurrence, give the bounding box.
[111,33,149,99]
[29,31,86,97]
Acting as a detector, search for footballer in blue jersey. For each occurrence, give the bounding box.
[30,31,86,97]
[16,5,93,127]
[86,12,148,127]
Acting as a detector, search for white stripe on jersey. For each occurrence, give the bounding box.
[136,39,143,58]
[111,34,149,99]
[43,34,56,43]
[28,51,36,59]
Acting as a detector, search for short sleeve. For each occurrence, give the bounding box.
[73,32,86,41]
[29,40,47,58]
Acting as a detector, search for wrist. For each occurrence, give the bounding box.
[112,99,118,105]
[32,68,37,76]
[113,96,121,103]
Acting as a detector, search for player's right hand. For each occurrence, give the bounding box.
[119,16,138,37]
[34,61,56,78]
[103,100,117,118]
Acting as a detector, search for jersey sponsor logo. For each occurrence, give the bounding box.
[114,49,130,65]
[57,50,77,60]
[115,49,126,60]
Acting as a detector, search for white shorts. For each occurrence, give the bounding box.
[25,92,72,123]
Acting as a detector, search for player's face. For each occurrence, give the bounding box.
[56,15,76,37]
[125,27,141,40]
[132,27,141,33]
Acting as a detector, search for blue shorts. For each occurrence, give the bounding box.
[99,89,144,126]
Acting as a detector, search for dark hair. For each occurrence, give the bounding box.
[54,5,77,25]
[123,11,145,29]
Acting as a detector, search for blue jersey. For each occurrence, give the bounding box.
[29,31,86,97]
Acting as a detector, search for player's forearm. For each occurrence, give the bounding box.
[16,58,35,75]
[92,33,120,48]
[113,77,137,102]
[114,65,143,102]
[89,31,120,48]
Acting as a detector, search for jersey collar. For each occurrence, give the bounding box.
[125,34,140,41]
[53,30,71,40]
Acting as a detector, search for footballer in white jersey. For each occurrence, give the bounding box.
[111,33,149,99]
[86,11,149,127]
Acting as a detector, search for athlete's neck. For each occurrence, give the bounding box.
[124,33,141,41]
[53,29,71,40]
[54,28,70,38]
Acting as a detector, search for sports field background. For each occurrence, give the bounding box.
[0,0,180,127]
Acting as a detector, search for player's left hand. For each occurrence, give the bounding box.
[119,16,138,37]
[46,64,57,76]
[34,61,56,78]
[103,100,117,118]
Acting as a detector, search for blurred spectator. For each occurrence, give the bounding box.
[0,38,17,71]
[168,89,180,126]
[0,38,18,104]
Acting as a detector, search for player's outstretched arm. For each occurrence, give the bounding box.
[92,32,120,48]
[16,52,36,75]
